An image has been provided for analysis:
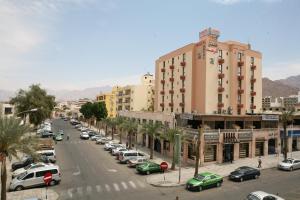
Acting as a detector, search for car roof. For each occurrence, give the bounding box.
[26,165,59,173]
[199,172,218,176]
[250,191,278,198]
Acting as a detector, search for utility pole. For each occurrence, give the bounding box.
[194,126,203,177]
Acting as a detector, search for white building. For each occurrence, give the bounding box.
[0,103,15,118]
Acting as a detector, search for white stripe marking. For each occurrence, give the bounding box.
[121,182,128,190]
[136,180,146,188]
[77,187,83,195]
[129,181,137,189]
[87,185,92,193]
[105,184,111,192]
[96,185,102,192]
[113,183,120,192]
[67,188,73,198]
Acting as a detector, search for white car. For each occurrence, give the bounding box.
[112,147,128,156]
[246,191,285,200]
[12,162,50,178]
[278,158,300,171]
[96,137,111,144]
[104,141,120,150]
[80,132,89,139]
[91,135,102,141]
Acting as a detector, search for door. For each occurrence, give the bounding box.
[223,144,234,162]
[35,170,47,186]
[22,172,35,188]
[294,160,300,169]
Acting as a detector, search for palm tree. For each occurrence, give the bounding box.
[0,116,39,200]
[122,119,138,149]
[141,122,162,159]
[280,110,294,160]
[161,128,183,170]
[115,116,125,144]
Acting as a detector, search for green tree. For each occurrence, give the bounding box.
[92,102,107,131]
[141,122,162,159]
[115,116,125,144]
[79,102,94,126]
[281,110,294,160]
[0,116,39,200]
[122,119,138,149]
[10,84,56,126]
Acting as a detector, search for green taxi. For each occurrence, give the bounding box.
[136,162,162,175]
[186,172,223,191]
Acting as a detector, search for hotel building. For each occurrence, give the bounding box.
[96,86,119,118]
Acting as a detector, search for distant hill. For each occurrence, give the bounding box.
[276,75,300,90]
[262,77,299,97]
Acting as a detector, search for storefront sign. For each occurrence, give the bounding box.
[268,132,278,138]
[238,132,252,141]
[204,133,219,143]
[262,115,279,121]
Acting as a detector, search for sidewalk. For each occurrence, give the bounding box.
[146,151,300,187]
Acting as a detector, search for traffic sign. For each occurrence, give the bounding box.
[43,172,52,185]
[160,162,168,171]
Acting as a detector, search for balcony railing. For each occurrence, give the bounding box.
[180,61,186,67]
[169,77,174,82]
[170,65,174,70]
[180,75,186,80]
[238,61,244,66]
[238,89,244,94]
[218,73,225,79]
[161,68,166,73]
[251,91,257,96]
[160,103,164,107]
[251,104,256,109]
[251,65,256,70]
[180,88,185,93]
[161,80,165,84]
[218,87,224,93]
[160,91,165,95]
[218,58,225,65]
[169,102,174,107]
[237,104,244,108]
[237,75,244,80]
[251,78,256,83]
[179,102,185,107]
[169,90,174,94]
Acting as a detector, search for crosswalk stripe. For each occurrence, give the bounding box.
[96,185,102,192]
[121,182,128,190]
[67,188,73,198]
[136,180,146,188]
[113,183,120,192]
[105,184,111,192]
[87,185,92,193]
[129,181,137,189]
[77,187,83,195]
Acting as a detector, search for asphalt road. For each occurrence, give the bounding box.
[52,119,300,200]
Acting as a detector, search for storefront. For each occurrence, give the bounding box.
[154,138,161,153]
[204,133,219,162]
[255,138,265,156]
[238,132,252,158]
[223,132,238,162]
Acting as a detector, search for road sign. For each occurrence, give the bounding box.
[160,162,168,171]
[43,172,52,185]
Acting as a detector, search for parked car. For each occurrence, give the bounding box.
[80,132,89,140]
[229,166,260,182]
[278,158,300,171]
[91,135,102,141]
[128,157,148,168]
[58,130,64,135]
[136,162,162,175]
[11,156,34,172]
[246,191,285,200]
[37,150,56,163]
[119,151,146,164]
[186,172,223,191]
[54,134,63,141]
[88,131,98,137]
[96,137,111,145]
[9,165,61,191]
[75,124,81,128]
[41,131,54,138]
[104,142,123,151]
[112,147,127,156]
[12,162,50,178]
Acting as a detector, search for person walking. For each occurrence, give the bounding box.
[258,157,262,168]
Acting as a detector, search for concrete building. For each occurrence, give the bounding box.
[155,28,262,115]
[0,103,15,117]
[262,93,299,112]
[96,86,119,118]
[116,73,154,112]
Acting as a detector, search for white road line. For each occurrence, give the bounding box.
[77,187,83,195]
[67,188,73,199]
[121,182,128,190]
[96,185,102,192]
[105,184,111,192]
[113,183,120,192]
[87,185,92,193]
[129,181,137,189]
[136,180,146,188]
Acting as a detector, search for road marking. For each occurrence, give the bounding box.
[129,181,137,189]
[87,185,92,193]
[108,169,117,172]
[113,183,120,192]
[72,166,81,176]
[96,185,102,192]
[105,184,111,192]
[67,188,73,198]
[136,180,146,188]
[77,187,83,195]
[121,182,128,190]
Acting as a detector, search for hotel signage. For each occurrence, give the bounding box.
[238,132,252,141]
[204,133,219,143]
[262,115,279,121]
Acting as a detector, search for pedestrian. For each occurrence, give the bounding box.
[258,156,262,168]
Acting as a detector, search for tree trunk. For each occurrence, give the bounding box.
[284,124,288,160]
[105,125,108,137]
[119,130,122,144]
[111,127,114,140]
[128,132,132,149]
[135,133,138,151]
[1,156,7,200]
[194,128,202,177]
[171,143,176,170]
[150,136,154,159]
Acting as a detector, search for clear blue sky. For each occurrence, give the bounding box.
[1,0,299,90]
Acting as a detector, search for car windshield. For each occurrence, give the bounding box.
[24,164,33,170]
[195,175,206,181]
[246,194,260,200]
[282,160,293,163]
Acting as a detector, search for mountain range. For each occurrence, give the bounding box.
[0,75,299,102]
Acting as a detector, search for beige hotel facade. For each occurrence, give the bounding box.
[154,28,262,116]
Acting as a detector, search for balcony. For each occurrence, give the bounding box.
[237,75,244,80]
[169,65,174,70]
[169,90,174,94]
[180,75,186,80]
[218,58,225,65]
[237,104,244,108]
[180,61,186,67]
[238,89,244,94]
[161,68,166,73]
[179,102,185,107]
[238,61,244,67]
[218,87,224,93]
[251,104,256,109]
[251,65,256,70]
[160,103,164,107]
[160,91,165,95]
[169,102,174,107]
[169,77,174,82]
[251,77,256,83]
[180,88,185,93]
[160,80,165,84]
[218,103,224,108]
[251,91,256,96]
[218,73,225,79]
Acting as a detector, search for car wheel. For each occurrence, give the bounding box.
[254,175,259,179]
[198,186,203,192]
[49,180,56,186]
[146,171,150,175]
[240,177,243,182]
[216,182,221,187]
[290,167,293,171]
[15,186,24,191]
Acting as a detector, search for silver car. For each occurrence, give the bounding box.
[278,158,300,171]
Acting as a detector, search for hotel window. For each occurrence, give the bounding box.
[203,45,205,57]
[218,78,222,86]
[251,57,254,64]
[218,50,222,58]
[210,58,214,64]
[183,53,186,61]
[218,64,222,73]
[238,95,241,104]
[172,58,174,65]
[237,66,241,76]
[163,61,165,67]
[238,52,242,61]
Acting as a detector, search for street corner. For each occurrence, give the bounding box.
[7,188,59,200]
[145,174,186,187]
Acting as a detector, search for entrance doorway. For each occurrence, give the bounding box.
[223,144,234,162]
[239,143,249,158]
[154,138,161,153]
[268,139,276,154]
[255,141,264,156]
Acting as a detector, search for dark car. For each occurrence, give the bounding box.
[41,131,54,138]
[229,166,260,182]
[11,156,34,171]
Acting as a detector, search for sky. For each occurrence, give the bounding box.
[0,0,299,90]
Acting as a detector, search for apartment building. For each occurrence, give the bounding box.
[155,28,262,115]
[96,86,119,118]
[116,73,154,112]
[262,92,300,112]
[0,103,15,117]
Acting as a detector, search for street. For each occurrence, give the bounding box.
[52,119,300,200]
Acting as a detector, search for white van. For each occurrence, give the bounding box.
[37,150,56,163]
[119,151,146,164]
[9,165,61,191]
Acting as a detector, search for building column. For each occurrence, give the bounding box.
[234,143,239,161]
[183,142,188,166]
[264,139,268,156]
[146,134,149,148]
[217,143,223,164]
[251,140,256,158]
[288,137,293,152]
